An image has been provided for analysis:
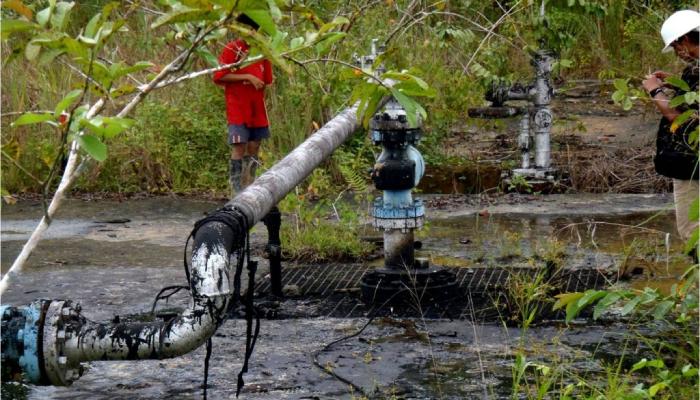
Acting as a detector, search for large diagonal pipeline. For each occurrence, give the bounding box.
[0,105,359,385]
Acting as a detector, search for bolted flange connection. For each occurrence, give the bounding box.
[41,301,84,385]
[1,300,85,386]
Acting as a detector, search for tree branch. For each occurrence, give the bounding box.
[0,99,105,295]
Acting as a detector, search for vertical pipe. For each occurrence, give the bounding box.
[262,207,283,297]
[384,230,415,269]
[533,108,552,169]
[532,51,553,170]
[519,111,531,170]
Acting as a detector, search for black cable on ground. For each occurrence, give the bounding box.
[236,235,261,397]
[148,205,259,399]
[203,337,213,400]
[312,314,378,397]
[311,288,405,398]
[150,285,189,315]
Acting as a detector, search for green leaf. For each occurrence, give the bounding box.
[80,120,106,137]
[266,0,282,20]
[243,9,277,36]
[151,7,219,29]
[651,300,674,320]
[639,288,659,304]
[290,36,304,49]
[576,290,607,310]
[196,48,218,67]
[612,91,625,103]
[318,16,349,35]
[90,60,111,88]
[613,79,628,92]
[620,296,642,316]
[50,2,75,31]
[315,31,345,55]
[362,88,386,127]
[390,87,420,128]
[684,91,698,105]
[11,112,54,127]
[102,117,134,138]
[593,291,623,320]
[77,34,98,46]
[352,82,374,119]
[565,298,585,323]
[269,30,288,52]
[649,382,668,396]
[36,4,54,28]
[25,43,41,61]
[684,228,699,255]
[559,59,573,68]
[552,291,593,323]
[84,12,102,38]
[666,77,690,92]
[553,292,584,311]
[631,358,665,372]
[81,116,133,139]
[669,95,687,109]
[93,20,128,45]
[682,364,698,378]
[77,134,107,161]
[673,109,696,129]
[109,61,153,80]
[631,358,648,372]
[0,19,38,38]
[54,89,82,117]
[62,37,89,59]
[622,97,633,111]
[38,48,65,66]
[393,81,437,98]
[110,84,136,98]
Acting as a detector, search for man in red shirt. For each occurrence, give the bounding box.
[213,14,273,197]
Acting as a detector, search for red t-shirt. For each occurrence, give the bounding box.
[213,39,273,127]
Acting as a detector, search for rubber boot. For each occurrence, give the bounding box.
[242,155,259,188]
[229,159,242,199]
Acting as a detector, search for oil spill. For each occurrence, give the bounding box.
[1,194,692,399]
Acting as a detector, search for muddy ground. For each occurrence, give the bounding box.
[1,88,692,399]
[1,192,690,399]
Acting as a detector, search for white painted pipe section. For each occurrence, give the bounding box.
[64,222,233,362]
[231,105,359,225]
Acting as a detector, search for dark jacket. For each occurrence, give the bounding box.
[654,64,699,180]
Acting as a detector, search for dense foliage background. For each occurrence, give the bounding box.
[2,0,696,196]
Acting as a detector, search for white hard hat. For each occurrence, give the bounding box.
[660,10,700,53]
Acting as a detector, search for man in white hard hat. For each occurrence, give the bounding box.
[641,9,699,251]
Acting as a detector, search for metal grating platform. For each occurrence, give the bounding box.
[253,264,618,321]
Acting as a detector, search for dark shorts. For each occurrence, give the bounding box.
[228,124,270,145]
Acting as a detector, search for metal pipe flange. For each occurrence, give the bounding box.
[41,301,83,385]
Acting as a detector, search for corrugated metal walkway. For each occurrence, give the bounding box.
[254,264,617,320]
